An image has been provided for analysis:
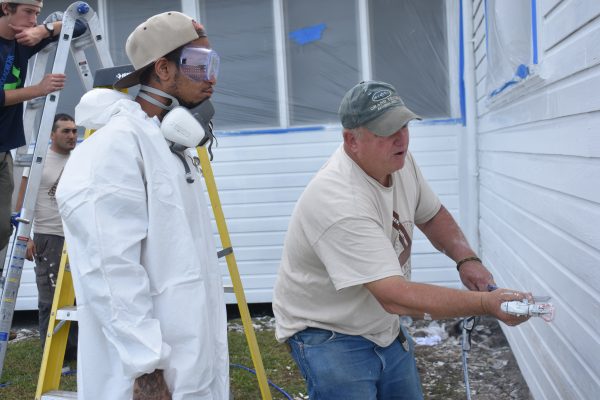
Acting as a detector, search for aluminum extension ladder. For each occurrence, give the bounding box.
[0,0,114,382]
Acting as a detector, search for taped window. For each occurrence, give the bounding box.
[197,0,458,130]
[485,0,537,97]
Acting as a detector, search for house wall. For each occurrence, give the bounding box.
[10,122,464,309]
[471,0,600,398]
[211,122,465,304]
[10,0,466,309]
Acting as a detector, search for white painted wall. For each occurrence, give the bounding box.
[9,0,465,311]
[210,122,465,304]
[471,0,600,398]
[9,122,464,309]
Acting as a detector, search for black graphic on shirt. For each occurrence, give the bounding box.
[392,210,412,278]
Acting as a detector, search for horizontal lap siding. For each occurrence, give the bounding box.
[208,124,462,303]
[473,0,600,398]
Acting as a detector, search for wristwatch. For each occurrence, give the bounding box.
[44,22,55,36]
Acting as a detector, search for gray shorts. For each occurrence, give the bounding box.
[33,233,65,305]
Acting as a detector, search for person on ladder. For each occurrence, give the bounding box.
[56,11,229,400]
[0,0,85,263]
[15,113,79,361]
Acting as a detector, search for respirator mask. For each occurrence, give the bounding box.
[137,85,217,183]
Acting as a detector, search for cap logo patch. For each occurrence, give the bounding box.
[116,72,131,80]
[372,90,391,102]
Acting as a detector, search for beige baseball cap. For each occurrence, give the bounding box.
[1,0,43,6]
[113,11,201,89]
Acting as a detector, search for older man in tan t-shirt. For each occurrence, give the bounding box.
[273,80,533,400]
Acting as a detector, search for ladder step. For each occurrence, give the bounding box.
[41,390,77,400]
[56,306,77,321]
[14,154,34,167]
[27,96,45,109]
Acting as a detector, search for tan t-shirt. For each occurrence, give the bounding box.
[273,145,441,347]
[26,148,69,236]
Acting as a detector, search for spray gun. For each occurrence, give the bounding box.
[500,296,555,322]
[488,284,556,322]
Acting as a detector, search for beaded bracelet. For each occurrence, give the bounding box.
[456,256,481,272]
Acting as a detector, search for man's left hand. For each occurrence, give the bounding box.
[459,260,495,292]
[10,24,47,46]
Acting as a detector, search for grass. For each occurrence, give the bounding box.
[0,319,306,400]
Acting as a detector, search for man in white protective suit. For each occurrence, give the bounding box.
[56,12,229,400]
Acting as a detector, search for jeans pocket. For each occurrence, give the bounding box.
[294,328,337,347]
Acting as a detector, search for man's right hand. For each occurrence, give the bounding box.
[133,369,171,400]
[482,288,533,327]
[26,239,36,261]
[36,73,66,97]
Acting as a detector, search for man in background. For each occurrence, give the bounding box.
[16,113,78,360]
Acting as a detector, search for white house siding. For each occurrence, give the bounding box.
[209,123,464,304]
[471,0,600,398]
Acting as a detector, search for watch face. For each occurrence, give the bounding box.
[45,22,54,32]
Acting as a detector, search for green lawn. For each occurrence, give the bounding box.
[0,320,307,400]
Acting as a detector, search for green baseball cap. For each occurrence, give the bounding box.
[338,81,421,137]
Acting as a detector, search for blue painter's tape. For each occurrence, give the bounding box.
[515,64,529,79]
[459,0,466,126]
[289,23,326,45]
[418,118,463,126]
[216,125,325,137]
[490,64,530,97]
[531,0,538,64]
[0,332,8,341]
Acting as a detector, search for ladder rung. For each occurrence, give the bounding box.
[27,96,45,108]
[14,154,34,167]
[71,32,95,51]
[41,390,77,400]
[56,306,77,321]
[217,247,233,258]
[224,284,234,293]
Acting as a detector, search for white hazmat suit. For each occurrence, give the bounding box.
[56,88,229,399]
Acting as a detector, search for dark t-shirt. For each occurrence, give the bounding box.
[0,35,55,152]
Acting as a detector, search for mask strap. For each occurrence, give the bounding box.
[139,85,180,111]
[169,147,194,184]
[206,120,217,161]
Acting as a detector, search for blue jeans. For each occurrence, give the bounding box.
[288,326,423,400]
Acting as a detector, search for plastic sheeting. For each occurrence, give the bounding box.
[370,0,454,119]
[202,0,458,130]
[485,0,533,97]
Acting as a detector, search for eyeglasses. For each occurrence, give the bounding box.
[179,46,220,82]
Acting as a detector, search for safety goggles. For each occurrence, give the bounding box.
[179,46,220,82]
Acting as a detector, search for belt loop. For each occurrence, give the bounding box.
[399,326,410,352]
